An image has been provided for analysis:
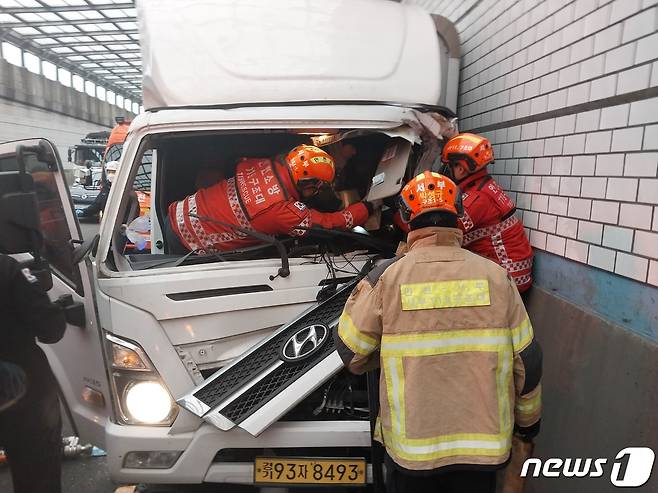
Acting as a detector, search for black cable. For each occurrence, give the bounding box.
[188,212,289,279]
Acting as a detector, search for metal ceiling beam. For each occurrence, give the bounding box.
[90,71,139,77]
[89,69,140,75]
[38,39,139,47]
[52,54,138,61]
[0,27,139,101]
[0,1,142,102]
[81,61,136,67]
[0,4,134,14]
[19,29,138,39]
[0,17,136,28]
[92,75,140,79]
[62,48,140,54]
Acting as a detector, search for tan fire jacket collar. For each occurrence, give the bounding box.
[406,227,464,251]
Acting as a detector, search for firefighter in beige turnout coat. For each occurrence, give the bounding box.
[334,171,542,493]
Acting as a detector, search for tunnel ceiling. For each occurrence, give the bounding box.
[0,0,140,101]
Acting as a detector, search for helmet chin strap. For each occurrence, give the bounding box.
[299,187,316,199]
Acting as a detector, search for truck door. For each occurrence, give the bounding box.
[0,139,109,447]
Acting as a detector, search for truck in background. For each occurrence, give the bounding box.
[69,118,131,220]
[67,130,108,184]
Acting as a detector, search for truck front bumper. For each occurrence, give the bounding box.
[105,419,371,484]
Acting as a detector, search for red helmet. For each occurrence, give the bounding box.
[399,171,463,223]
[441,133,494,173]
[286,145,335,192]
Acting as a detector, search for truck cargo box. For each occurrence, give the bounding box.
[138,0,451,109]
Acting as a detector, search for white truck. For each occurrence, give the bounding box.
[0,0,460,487]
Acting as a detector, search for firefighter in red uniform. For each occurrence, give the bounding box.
[165,145,373,254]
[441,133,533,292]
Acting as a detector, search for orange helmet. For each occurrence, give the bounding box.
[398,171,463,223]
[286,145,336,191]
[441,133,494,173]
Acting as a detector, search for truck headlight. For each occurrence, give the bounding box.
[125,381,173,424]
[106,333,178,426]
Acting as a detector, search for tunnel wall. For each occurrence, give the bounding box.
[0,97,110,167]
[524,285,658,492]
[399,0,658,490]
[0,58,135,166]
[404,0,658,287]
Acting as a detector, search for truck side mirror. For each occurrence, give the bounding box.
[0,173,54,291]
[71,234,100,265]
[68,147,73,162]
[0,174,42,254]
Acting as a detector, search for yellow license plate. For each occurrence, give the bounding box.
[254,457,367,486]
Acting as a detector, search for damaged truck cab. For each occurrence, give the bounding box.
[0,0,460,486]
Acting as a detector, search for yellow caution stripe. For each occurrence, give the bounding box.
[379,330,515,465]
[337,312,379,356]
[510,316,534,353]
[400,280,490,311]
[515,384,542,420]
[382,426,512,462]
[381,329,508,356]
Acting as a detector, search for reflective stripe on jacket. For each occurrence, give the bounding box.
[458,170,533,292]
[334,228,542,472]
[168,158,369,252]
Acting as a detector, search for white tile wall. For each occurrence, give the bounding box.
[617,64,651,93]
[557,215,579,237]
[648,260,658,286]
[644,125,658,149]
[600,104,629,129]
[638,179,658,202]
[579,221,603,243]
[634,230,658,256]
[589,245,617,271]
[619,203,653,228]
[549,196,569,215]
[596,154,624,176]
[546,234,567,255]
[586,131,612,153]
[606,178,638,201]
[408,0,658,283]
[602,225,634,251]
[611,127,644,151]
[625,153,658,176]
[566,238,590,261]
[591,200,620,223]
[569,198,592,219]
[615,252,649,280]
[581,177,608,198]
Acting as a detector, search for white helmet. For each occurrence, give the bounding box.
[105,160,120,183]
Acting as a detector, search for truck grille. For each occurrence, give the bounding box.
[177,280,356,432]
[221,337,336,424]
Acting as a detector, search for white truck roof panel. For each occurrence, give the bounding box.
[138,0,441,110]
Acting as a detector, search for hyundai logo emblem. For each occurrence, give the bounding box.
[281,324,329,363]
